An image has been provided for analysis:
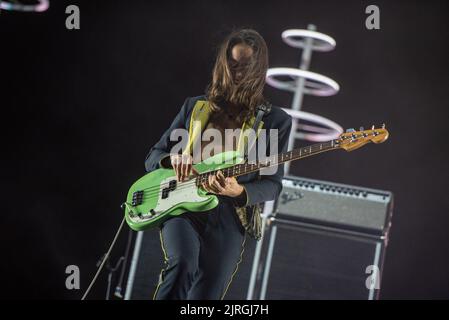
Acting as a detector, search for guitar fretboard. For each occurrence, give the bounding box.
[195,140,339,185]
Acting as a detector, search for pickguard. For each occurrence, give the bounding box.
[154,176,206,213]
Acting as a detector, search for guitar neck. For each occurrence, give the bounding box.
[196,139,340,182]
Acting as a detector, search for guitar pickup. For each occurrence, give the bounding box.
[169,180,177,190]
[132,190,144,206]
[161,180,177,199]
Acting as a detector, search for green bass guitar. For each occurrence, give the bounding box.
[124,126,389,231]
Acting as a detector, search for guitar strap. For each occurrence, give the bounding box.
[184,100,268,160]
[236,102,272,241]
[243,102,272,161]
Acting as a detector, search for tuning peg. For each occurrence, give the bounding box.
[346,128,355,133]
[359,126,364,131]
[371,125,375,130]
[381,123,386,129]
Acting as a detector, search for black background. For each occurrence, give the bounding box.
[1,0,448,299]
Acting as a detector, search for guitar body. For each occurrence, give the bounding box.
[124,151,243,231]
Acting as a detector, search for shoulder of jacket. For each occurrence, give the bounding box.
[264,104,291,122]
[187,95,208,104]
[181,95,208,113]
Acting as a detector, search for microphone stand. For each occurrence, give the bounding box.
[113,228,134,299]
[95,227,133,300]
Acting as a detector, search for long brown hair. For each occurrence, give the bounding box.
[206,29,269,124]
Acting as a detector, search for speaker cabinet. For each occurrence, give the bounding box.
[226,176,393,300]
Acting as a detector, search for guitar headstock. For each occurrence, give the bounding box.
[336,124,389,151]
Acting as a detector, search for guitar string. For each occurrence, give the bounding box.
[139,159,281,195]
[134,134,376,196]
[137,162,281,200]
[136,159,275,194]
[138,149,307,195]
[133,144,340,199]
[139,166,264,197]
[137,143,338,196]
[142,147,332,191]
[125,134,383,205]
[137,148,333,199]
[141,164,260,191]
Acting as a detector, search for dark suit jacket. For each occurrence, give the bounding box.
[144,95,292,207]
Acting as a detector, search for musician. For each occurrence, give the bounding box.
[144,29,292,300]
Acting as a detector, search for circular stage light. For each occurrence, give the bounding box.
[282,108,343,142]
[266,67,340,96]
[0,0,49,12]
[282,29,336,52]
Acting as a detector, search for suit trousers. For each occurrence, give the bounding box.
[153,198,247,300]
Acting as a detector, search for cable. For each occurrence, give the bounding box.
[81,217,126,300]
